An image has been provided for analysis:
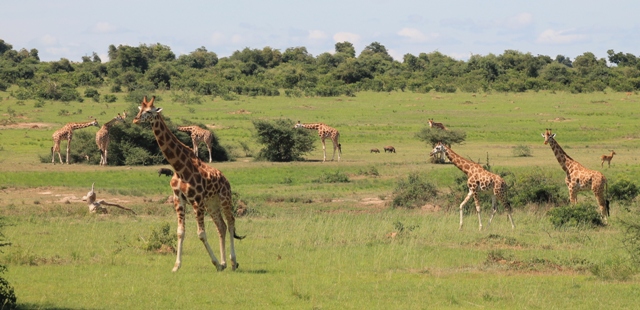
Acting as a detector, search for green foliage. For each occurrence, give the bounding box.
[509,168,569,207]
[0,217,17,309]
[589,257,637,281]
[609,178,639,203]
[253,119,315,162]
[313,170,350,183]
[392,172,438,208]
[547,203,605,228]
[140,223,176,252]
[415,127,466,149]
[512,144,532,157]
[84,88,99,98]
[619,216,640,267]
[103,94,117,103]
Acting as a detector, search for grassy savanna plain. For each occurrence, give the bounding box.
[2,89,640,309]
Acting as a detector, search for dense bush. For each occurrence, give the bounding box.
[0,217,17,309]
[547,203,605,228]
[253,119,315,162]
[509,168,569,207]
[392,172,438,208]
[609,178,639,203]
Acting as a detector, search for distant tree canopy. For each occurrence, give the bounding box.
[1,38,640,101]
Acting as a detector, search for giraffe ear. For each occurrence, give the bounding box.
[550,133,556,138]
[155,107,163,113]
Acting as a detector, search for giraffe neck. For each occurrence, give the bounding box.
[69,121,96,130]
[151,115,199,174]
[176,126,194,133]
[443,145,482,175]
[101,118,120,130]
[547,138,575,172]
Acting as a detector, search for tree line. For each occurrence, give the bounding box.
[1,38,640,100]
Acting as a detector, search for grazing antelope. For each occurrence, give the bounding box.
[383,146,396,153]
[600,150,616,168]
[428,118,447,130]
[370,148,380,153]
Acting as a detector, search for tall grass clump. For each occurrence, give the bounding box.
[392,172,438,208]
[512,145,532,157]
[547,203,605,228]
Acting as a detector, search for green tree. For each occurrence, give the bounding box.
[0,217,17,309]
[335,41,356,58]
[253,119,315,162]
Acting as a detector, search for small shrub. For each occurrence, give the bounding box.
[0,217,17,309]
[620,217,640,266]
[509,168,568,207]
[33,99,45,108]
[392,172,438,208]
[512,144,532,157]
[84,88,99,98]
[253,119,315,162]
[547,203,605,228]
[141,223,176,253]
[357,165,379,176]
[314,170,350,183]
[609,178,639,203]
[393,221,419,234]
[103,94,117,103]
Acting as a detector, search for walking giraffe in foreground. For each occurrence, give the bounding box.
[295,121,341,162]
[177,125,214,163]
[51,119,99,164]
[542,129,609,223]
[96,113,126,166]
[133,96,243,272]
[430,142,515,231]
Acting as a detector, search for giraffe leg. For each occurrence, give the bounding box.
[207,144,212,163]
[104,148,108,166]
[221,196,240,270]
[472,192,483,231]
[193,201,224,271]
[569,185,578,204]
[209,205,228,270]
[593,187,608,225]
[172,193,187,272]
[321,138,327,162]
[65,139,71,164]
[459,190,474,230]
[488,195,498,227]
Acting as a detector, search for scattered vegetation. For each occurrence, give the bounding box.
[253,119,315,162]
[392,172,438,208]
[511,144,532,157]
[0,217,16,309]
[140,223,176,253]
[547,203,605,228]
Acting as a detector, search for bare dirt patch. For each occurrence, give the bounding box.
[0,122,55,130]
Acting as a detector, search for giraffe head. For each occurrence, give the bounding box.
[541,128,556,145]
[121,111,128,120]
[133,96,162,124]
[429,142,446,157]
[428,119,434,127]
[89,119,99,127]
[294,121,303,129]
[114,113,126,123]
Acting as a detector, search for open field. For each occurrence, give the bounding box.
[2,90,640,308]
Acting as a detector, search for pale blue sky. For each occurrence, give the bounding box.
[1,0,638,62]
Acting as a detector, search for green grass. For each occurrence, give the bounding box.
[2,89,640,308]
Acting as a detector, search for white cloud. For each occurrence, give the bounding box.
[45,47,70,56]
[211,31,226,46]
[231,34,243,44]
[40,34,58,46]
[504,13,533,29]
[92,22,117,34]
[308,30,327,40]
[397,28,439,43]
[333,32,360,44]
[536,29,587,44]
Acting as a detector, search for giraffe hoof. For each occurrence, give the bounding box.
[232,262,239,271]
[172,264,181,272]
[216,263,227,272]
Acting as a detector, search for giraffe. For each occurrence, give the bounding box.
[96,113,126,166]
[429,142,515,230]
[295,121,341,162]
[600,150,616,168]
[542,129,609,223]
[177,125,214,163]
[133,96,243,272]
[428,118,447,130]
[51,119,99,164]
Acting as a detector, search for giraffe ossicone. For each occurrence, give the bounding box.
[429,142,515,231]
[133,96,243,272]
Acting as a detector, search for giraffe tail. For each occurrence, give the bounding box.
[338,143,342,154]
[604,181,610,217]
[234,231,246,240]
